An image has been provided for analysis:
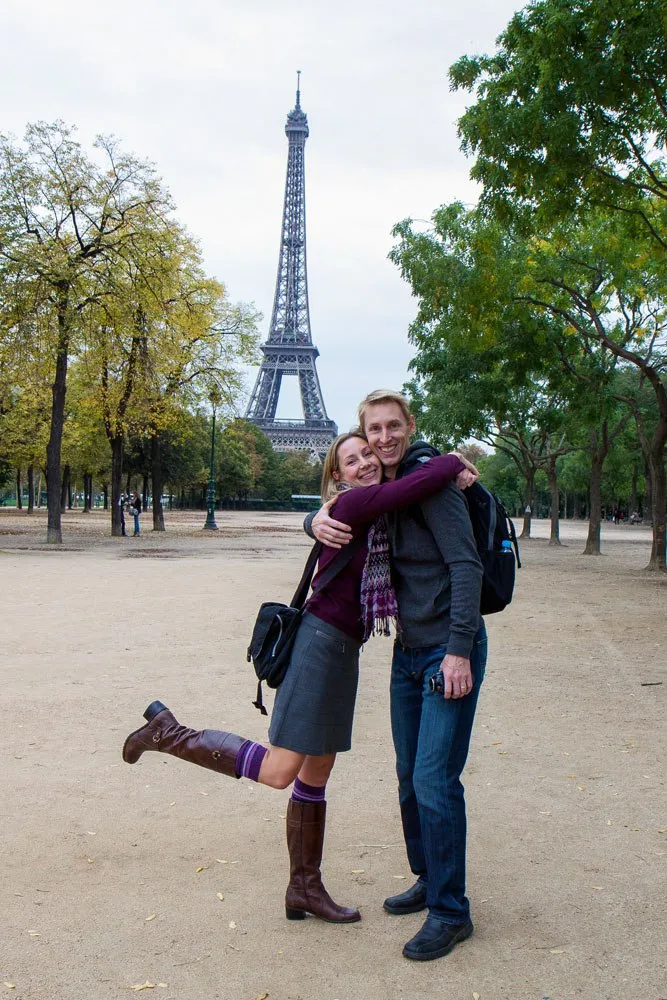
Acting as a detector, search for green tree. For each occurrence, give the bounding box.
[0,122,173,542]
[392,203,666,565]
[450,0,667,249]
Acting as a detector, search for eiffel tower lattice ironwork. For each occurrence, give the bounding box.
[245,76,337,455]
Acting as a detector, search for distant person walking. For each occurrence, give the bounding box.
[130,491,142,536]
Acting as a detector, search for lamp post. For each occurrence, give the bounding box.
[203,389,220,531]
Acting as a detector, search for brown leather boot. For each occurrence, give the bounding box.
[284,799,361,923]
[122,701,245,778]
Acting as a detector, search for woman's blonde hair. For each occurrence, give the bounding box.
[320,431,367,502]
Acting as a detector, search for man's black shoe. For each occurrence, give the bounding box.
[383,878,427,915]
[402,915,473,961]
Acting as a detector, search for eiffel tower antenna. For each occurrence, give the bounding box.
[245,77,337,456]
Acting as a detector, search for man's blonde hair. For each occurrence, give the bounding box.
[357,389,413,431]
[320,432,368,502]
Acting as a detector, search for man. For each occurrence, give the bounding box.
[308,389,485,961]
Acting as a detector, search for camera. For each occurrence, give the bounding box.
[428,672,444,694]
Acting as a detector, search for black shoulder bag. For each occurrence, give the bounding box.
[247,536,364,715]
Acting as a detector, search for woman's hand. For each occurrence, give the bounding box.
[447,451,479,490]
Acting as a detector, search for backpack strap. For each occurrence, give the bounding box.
[477,483,497,550]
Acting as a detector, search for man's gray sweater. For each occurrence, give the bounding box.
[388,479,482,657]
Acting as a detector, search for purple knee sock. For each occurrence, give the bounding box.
[235,740,267,782]
[291,777,326,803]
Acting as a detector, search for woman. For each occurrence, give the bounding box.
[123,434,475,924]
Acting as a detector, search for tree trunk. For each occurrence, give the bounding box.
[644,461,653,524]
[60,464,70,511]
[27,466,34,514]
[647,444,666,571]
[584,454,604,555]
[83,473,92,513]
[631,403,665,569]
[45,317,70,543]
[36,472,43,508]
[103,483,109,510]
[142,473,149,512]
[151,432,166,531]
[111,437,125,537]
[547,457,561,546]
[16,469,22,509]
[583,424,611,556]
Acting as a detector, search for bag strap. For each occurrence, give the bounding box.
[290,533,366,609]
[290,542,324,609]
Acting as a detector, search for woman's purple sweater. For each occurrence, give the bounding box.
[306,454,465,642]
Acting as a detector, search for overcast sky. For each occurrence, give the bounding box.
[1,0,522,432]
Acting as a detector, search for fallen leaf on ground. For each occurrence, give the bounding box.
[169,802,176,807]
[550,948,565,954]
[577,786,585,791]
[216,893,225,901]
[157,984,168,989]
[491,741,502,746]
[27,930,40,936]
[392,875,407,879]
[3,984,16,989]
[254,994,269,1000]
[195,866,208,873]
[591,886,603,890]
[229,920,237,929]
[473,993,481,1000]
[199,791,208,796]
[145,914,156,921]
[216,859,228,864]
[130,984,154,991]
[350,869,365,874]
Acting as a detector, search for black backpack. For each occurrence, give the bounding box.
[399,444,521,615]
[463,481,520,615]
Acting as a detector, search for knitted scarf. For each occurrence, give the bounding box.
[360,515,399,641]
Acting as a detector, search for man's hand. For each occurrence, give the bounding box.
[440,653,473,699]
[312,496,352,549]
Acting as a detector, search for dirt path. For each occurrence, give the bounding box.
[1,511,665,1000]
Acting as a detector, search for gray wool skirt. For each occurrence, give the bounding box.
[268,612,361,755]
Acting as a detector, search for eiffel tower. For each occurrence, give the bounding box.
[245,75,337,456]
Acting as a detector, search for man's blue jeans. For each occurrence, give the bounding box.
[390,624,487,924]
